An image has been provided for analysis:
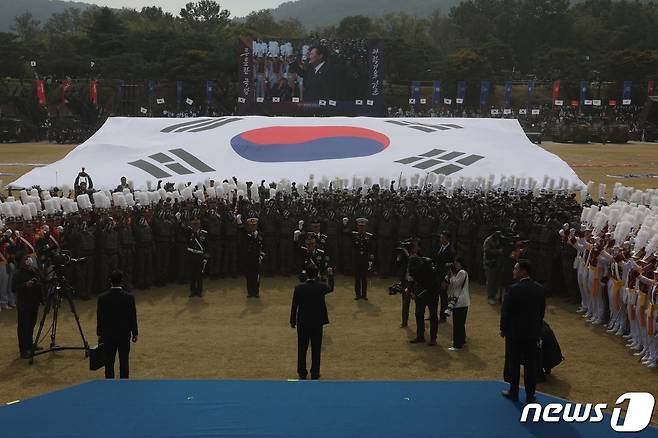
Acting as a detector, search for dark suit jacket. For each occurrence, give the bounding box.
[500,278,545,340]
[434,243,456,279]
[97,287,138,340]
[290,276,335,328]
[303,62,332,102]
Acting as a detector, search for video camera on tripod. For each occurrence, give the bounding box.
[29,249,89,364]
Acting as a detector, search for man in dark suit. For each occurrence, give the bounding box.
[97,270,138,379]
[500,259,546,403]
[303,45,332,102]
[290,263,335,380]
[433,231,456,321]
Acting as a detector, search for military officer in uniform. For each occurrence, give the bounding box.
[241,217,264,298]
[186,217,208,297]
[299,235,329,282]
[351,218,375,300]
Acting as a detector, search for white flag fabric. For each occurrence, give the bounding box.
[156,98,165,104]
[420,98,427,104]
[9,116,583,190]
[408,99,416,104]
[292,97,300,103]
[186,98,194,105]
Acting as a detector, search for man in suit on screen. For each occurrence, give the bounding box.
[303,46,332,102]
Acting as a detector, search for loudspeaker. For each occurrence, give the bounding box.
[639,96,658,126]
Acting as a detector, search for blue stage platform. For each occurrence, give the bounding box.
[0,380,655,437]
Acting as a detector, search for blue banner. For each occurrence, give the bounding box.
[480,81,490,106]
[148,80,155,99]
[580,81,588,103]
[411,80,421,100]
[527,80,534,105]
[504,81,512,108]
[177,80,183,106]
[457,81,466,102]
[623,80,632,100]
[206,80,213,104]
[432,81,441,106]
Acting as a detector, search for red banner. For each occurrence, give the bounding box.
[552,80,560,102]
[608,99,617,107]
[90,80,98,104]
[61,80,71,103]
[649,80,655,97]
[35,80,46,105]
[570,100,579,108]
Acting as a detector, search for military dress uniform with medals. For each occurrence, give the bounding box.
[352,218,375,300]
[241,218,264,297]
[187,227,207,297]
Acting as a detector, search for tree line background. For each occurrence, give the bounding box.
[0,0,657,110]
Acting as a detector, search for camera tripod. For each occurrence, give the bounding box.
[30,273,89,365]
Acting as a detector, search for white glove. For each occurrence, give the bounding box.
[342,217,349,225]
[293,230,301,241]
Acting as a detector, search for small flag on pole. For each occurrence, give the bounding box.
[366,100,374,106]
[156,98,165,105]
[140,107,148,114]
[186,98,194,105]
[292,97,300,103]
[319,100,327,106]
[237,97,246,103]
[329,100,337,106]
[355,99,363,105]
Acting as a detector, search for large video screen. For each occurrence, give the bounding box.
[238,37,384,116]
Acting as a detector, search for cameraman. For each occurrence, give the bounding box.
[408,256,440,346]
[12,254,42,359]
[444,256,470,350]
[396,238,420,328]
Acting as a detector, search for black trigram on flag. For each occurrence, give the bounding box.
[160,117,242,133]
[395,149,484,176]
[128,149,215,178]
[385,120,463,133]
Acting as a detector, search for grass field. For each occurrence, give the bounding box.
[0,140,657,423]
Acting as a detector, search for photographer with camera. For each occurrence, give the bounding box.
[408,255,440,346]
[394,238,420,328]
[444,256,470,351]
[12,253,42,359]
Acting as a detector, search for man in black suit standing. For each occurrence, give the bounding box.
[500,260,545,403]
[290,263,335,380]
[97,270,138,379]
[433,231,456,321]
[303,45,332,102]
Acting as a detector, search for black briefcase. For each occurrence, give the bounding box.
[89,344,105,371]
